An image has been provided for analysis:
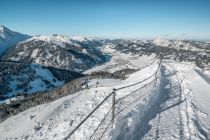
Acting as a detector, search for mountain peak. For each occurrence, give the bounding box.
[0,25,11,33]
[0,25,31,56]
[153,37,171,47]
[70,36,88,42]
[0,25,5,32]
[0,25,5,28]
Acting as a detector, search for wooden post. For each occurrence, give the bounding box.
[112,88,116,127]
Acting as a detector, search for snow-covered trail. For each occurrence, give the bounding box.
[112,65,187,139]
[142,66,184,139]
[141,63,195,139]
[0,80,117,140]
[0,60,159,140]
[1,58,210,140]
[112,62,210,140]
[164,62,210,139]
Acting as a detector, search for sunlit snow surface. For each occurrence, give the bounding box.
[0,46,210,139]
[84,44,156,74]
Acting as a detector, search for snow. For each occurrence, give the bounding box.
[0,47,210,139]
[88,79,122,88]
[17,51,25,56]
[110,61,210,139]
[153,37,171,47]
[0,25,30,56]
[33,65,63,87]
[84,44,156,74]
[164,61,210,138]
[0,92,80,138]
[185,68,210,129]
[31,49,39,58]
[0,54,158,140]
[5,34,104,71]
[70,36,88,42]
[1,64,65,102]
[82,49,88,54]
[24,35,78,49]
[25,35,90,48]
[0,78,119,139]
[152,38,204,51]
[28,79,47,93]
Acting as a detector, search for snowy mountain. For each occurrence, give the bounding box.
[153,37,210,51]
[1,54,210,139]
[0,25,31,56]
[153,37,171,47]
[0,61,84,102]
[111,38,210,69]
[1,35,107,71]
[0,26,210,140]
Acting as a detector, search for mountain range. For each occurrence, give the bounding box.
[0,25,210,102]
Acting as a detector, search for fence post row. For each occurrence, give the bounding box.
[64,61,162,140]
[112,88,116,127]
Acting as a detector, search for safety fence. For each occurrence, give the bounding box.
[64,61,161,140]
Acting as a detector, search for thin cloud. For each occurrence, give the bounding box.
[181,33,187,36]
[162,34,171,37]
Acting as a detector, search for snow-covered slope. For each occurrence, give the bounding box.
[0,61,84,103]
[0,26,210,140]
[0,41,210,140]
[1,35,107,71]
[112,62,210,140]
[0,63,65,102]
[153,37,209,51]
[153,37,171,47]
[169,62,210,136]
[110,38,210,69]
[0,25,31,56]
[0,57,159,140]
[1,60,209,140]
[84,44,156,74]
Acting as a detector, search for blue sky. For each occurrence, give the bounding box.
[0,0,210,40]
